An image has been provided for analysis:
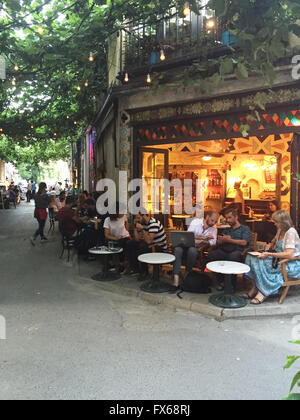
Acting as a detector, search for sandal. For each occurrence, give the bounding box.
[240,290,257,300]
[250,296,266,305]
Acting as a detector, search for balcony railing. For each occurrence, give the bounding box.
[121,8,228,74]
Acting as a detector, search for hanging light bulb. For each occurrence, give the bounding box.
[37,25,44,35]
[74,121,78,125]
[84,81,89,87]
[66,115,70,119]
[184,3,191,17]
[146,73,152,83]
[89,52,94,62]
[160,50,166,61]
[76,85,81,91]
[12,79,16,86]
[124,72,129,83]
[206,19,216,30]
[31,125,34,129]
[14,65,19,71]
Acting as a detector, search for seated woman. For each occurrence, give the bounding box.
[255,200,280,243]
[103,204,131,268]
[244,210,300,304]
[49,194,59,214]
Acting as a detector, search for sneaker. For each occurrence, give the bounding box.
[41,237,48,243]
[30,237,36,246]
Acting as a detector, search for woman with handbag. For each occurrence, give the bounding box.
[244,210,300,304]
[30,182,51,245]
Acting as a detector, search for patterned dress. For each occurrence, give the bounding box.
[245,228,300,297]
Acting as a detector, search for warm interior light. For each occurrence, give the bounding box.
[76,85,81,91]
[160,50,166,61]
[37,25,44,35]
[202,156,212,161]
[184,4,190,17]
[124,72,129,83]
[89,53,94,62]
[146,74,152,83]
[84,81,89,87]
[207,19,216,29]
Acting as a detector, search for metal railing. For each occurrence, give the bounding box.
[122,8,224,72]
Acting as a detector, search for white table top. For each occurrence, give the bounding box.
[206,261,250,275]
[138,253,176,265]
[89,247,123,255]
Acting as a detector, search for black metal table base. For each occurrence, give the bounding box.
[91,272,120,282]
[140,265,174,293]
[91,253,120,282]
[209,273,247,309]
[140,280,174,293]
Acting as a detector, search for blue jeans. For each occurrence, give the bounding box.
[173,246,199,275]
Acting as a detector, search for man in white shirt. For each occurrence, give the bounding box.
[173,211,219,288]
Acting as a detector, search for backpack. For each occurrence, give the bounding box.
[177,271,212,299]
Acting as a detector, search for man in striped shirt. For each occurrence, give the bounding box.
[125,210,167,280]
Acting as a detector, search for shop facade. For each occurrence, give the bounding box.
[115,83,300,230]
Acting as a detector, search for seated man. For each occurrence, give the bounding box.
[173,211,219,288]
[208,207,252,290]
[125,209,167,280]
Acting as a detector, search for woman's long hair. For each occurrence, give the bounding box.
[272,210,294,232]
[37,182,47,195]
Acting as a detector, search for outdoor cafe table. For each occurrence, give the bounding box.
[89,246,123,281]
[207,261,250,309]
[138,253,176,293]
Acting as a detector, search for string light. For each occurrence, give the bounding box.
[14,65,19,71]
[89,52,94,62]
[124,72,129,83]
[66,115,70,119]
[76,85,81,91]
[37,25,44,35]
[160,50,166,61]
[184,3,191,17]
[74,121,77,125]
[206,19,216,30]
[84,81,89,87]
[146,73,152,83]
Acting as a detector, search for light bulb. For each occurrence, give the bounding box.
[14,65,19,71]
[184,4,190,17]
[160,50,166,61]
[207,19,216,29]
[146,74,151,83]
[124,72,129,83]
[76,85,81,91]
[66,115,70,119]
[37,25,44,35]
[84,81,89,87]
[89,53,94,62]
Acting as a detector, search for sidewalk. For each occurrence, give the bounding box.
[76,256,300,321]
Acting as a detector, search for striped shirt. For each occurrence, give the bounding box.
[142,218,167,251]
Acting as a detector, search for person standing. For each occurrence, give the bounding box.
[30,182,50,245]
[26,180,32,203]
[234,181,245,214]
[31,181,36,199]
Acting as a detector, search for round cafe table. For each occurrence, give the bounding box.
[89,247,123,281]
[138,253,176,293]
[207,261,250,309]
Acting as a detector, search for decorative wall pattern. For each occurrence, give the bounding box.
[135,110,300,144]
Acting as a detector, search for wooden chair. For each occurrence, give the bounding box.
[279,257,300,304]
[241,232,258,260]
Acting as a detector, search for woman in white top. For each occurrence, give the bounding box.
[245,210,300,304]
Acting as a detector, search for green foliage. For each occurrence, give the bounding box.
[283,341,300,400]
